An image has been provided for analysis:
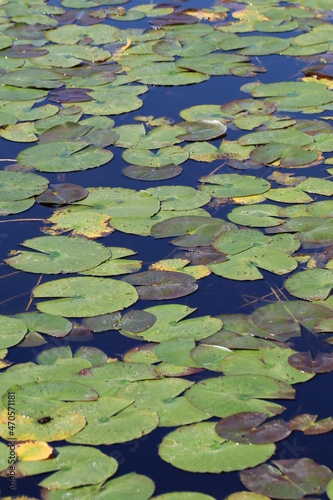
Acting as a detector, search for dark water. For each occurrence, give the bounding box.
[0,1,333,498]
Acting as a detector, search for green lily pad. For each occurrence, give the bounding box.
[123,146,189,168]
[0,198,36,216]
[84,309,156,334]
[17,141,113,173]
[33,277,138,317]
[285,269,333,301]
[151,216,236,247]
[228,204,284,227]
[37,346,73,366]
[14,312,72,339]
[128,62,210,86]
[121,304,221,342]
[18,445,118,490]
[0,315,27,349]
[115,378,209,427]
[210,230,299,280]
[240,458,333,499]
[185,375,294,418]
[176,120,227,141]
[123,164,182,181]
[5,236,111,274]
[159,422,275,472]
[146,186,211,211]
[250,143,318,168]
[220,347,313,384]
[152,494,216,500]
[200,174,270,198]
[42,473,155,500]
[251,301,333,338]
[0,170,48,202]
[67,404,159,445]
[67,86,148,116]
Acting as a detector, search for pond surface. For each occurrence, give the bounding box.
[0,0,333,499]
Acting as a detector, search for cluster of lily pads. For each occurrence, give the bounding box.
[1,0,333,498]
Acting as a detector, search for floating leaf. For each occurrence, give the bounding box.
[240,458,333,499]
[5,236,111,274]
[120,304,222,343]
[215,412,291,444]
[18,445,118,490]
[285,269,333,301]
[42,472,155,500]
[210,230,299,280]
[122,271,198,300]
[251,301,333,338]
[0,409,86,442]
[17,141,113,173]
[185,375,294,418]
[128,62,210,86]
[200,174,270,198]
[0,315,27,349]
[288,352,333,374]
[67,404,159,446]
[115,378,209,427]
[147,186,211,211]
[123,146,189,168]
[37,347,73,366]
[0,171,48,202]
[36,183,88,206]
[16,441,53,462]
[43,207,113,239]
[33,277,138,317]
[220,347,313,384]
[159,422,275,473]
[14,312,72,339]
[289,414,333,435]
[123,164,182,181]
[151,216,236,247]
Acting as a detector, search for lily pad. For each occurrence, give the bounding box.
[122,271,198,300]
[5,236,111,274]
[200,174,270,198]
[123,146,189,168]
[285,269,333,301]
[17,141,113,173]
[215,412,291,444]
[210,230,299,280]
[14,312,72,339]
[151,216,236,247]
[0,171,48,202]
[240,458,333,499]
[159,422,275,473]
[0,315,27,349]
[67,404,159,446]
[36,183,88,206]
[289,414,333,435]
[288,352,333,374]
[185,375,294,418]
[18,445,118,490]
[33,277,138,317]
[121,304,222,342]
[42,472,155,500]
[123,164,182,181]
